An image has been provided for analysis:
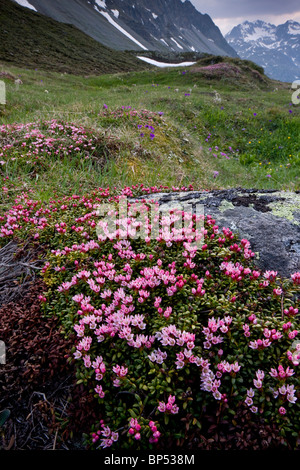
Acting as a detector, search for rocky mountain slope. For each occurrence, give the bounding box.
[11,0,237,57]
[0,0,151,74]
[225,19,300,82]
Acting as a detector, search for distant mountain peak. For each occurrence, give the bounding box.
[226,19,300,82]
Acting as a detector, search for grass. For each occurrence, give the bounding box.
[0,57,299,208]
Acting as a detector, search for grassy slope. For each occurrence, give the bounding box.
[0,0,149,75]
[0,56,299,204]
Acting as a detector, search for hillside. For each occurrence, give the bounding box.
[11,0,237,57]
[0,0,149,75]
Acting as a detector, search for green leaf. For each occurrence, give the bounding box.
[128,409,137,418]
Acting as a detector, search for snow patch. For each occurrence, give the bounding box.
[137,56,196,68]
[244,27,276,42]
[160,38,169,47]
[288,23,300,35]
[239,22,276,42]
[171,37,183,49]
[111,9,119,18]
[152,13,158,19]
[14,0,37,11]
[95,0,106,8]
[94,8,148,50]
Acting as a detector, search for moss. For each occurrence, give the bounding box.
[219,200,235,212]
[267,191,300,225]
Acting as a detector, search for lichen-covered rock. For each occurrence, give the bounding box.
[137,188,300,279]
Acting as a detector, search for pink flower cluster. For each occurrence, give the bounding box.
[200,368,222,401]
[112,364,128,387]
[270,364,298,406]
[287,342,300,366]
[158,395,179,414]
[244,388,258,413]
[0,119,97,168]
[284,306,299,317]
[202,316,232,349]
[148,421,161,443]
[245,364,298,415]
[148,348,168,364]
[272,384,297,404]
[216,360,241,376]
[128,418,142,440]
[253,369,265,389]
[291,272,300,285]
[92,421,119,448]
[269,365,295,379]
[127,418,161,443]
[153,325,199,369]
[243,313,289,350]
[220,261,253,281]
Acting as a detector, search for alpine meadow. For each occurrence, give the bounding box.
[0,0,299,454]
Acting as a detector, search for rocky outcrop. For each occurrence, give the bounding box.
[137,188,300,279]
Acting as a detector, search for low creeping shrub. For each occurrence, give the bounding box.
[0,184,299,449]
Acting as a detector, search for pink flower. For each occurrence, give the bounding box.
[291,272,300,285]
[253,379,263,389]
[245,396,253,406]
[288,330,298,339]
[279,406,286,415]
[264,270,278,280]
[94,384,105,398]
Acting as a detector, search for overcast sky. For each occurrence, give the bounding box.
[189,0,300,34]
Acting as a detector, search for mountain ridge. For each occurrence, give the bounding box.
[225,19,300,82]
[11,0,237,57]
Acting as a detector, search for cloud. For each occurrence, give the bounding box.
[190,0,300,18]
[190,0,300,34]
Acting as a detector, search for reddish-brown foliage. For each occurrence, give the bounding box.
[0,279,97,450]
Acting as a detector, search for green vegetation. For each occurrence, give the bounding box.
[0,57,299,200]
[0,50,299,450]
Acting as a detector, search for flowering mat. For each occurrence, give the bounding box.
[0,184,299,450]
